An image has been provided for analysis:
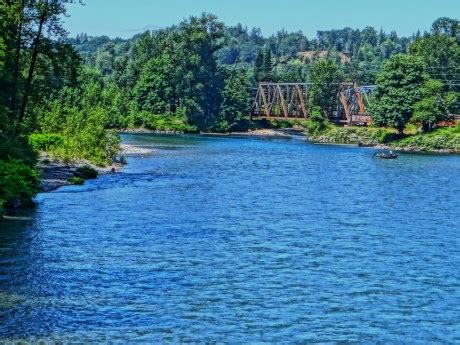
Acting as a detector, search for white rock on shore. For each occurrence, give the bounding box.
[120,143,156,155]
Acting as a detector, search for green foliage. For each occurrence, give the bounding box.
[270,120,294,129]
[412,79,458,131]
[303,123,400,145]
[410,34,460,90]
[28,134,64,152]
[0,134,37,165]
[369,54,428,134]
[254,50,265,83]
[133,56,174,114]
[409,33,460,114]
[76,165,98,179]
[37,70,121,166]
[141,112,197,133]
[391,126,460,151]
[431,17,460,41]
[67,176,85,185]
[308,59,342,117]
[215,69,252,132]
[306,106,327,135]
[0,160,39,210]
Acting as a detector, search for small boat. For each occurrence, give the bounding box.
[374,151,399,159]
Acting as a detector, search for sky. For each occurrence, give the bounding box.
[64,0,460,39]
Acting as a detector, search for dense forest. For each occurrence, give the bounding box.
[0,0,459,213]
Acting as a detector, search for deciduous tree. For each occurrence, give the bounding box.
[370,54,427,135]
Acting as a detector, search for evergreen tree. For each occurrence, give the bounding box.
[262,48,273,81]
[254,49,264,83]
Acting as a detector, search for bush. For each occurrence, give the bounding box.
[67,176,84,185]
[390,127,460,151]
[0,159,40,211]
[270,119,294,129]
[0,134,37,166]
[28,133,64,152]
[76,165,98,179]
[141,113,197,133]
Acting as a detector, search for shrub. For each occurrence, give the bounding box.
[67,176,84,185]
[141,113,197,133]
[270,119,294,129]
[28,133,64,152]
[0,160,40,210]
[76,165,98,179]
[390,127,460,151]
[0,134,37,165]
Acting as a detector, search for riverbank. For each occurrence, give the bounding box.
[38,153,123,193]
[216,122,459,154]
[36,125,460,193]
[38,143,158,193]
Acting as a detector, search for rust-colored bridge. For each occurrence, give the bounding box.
[252,82,375,125]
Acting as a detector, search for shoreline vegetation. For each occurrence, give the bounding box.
[34,121,459,194]
[124,119,460,154]
[1,121,458,218]
[1,5,459,217]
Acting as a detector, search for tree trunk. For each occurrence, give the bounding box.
[15,10,46,134]
[9,0,25,118]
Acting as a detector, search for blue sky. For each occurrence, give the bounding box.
[64,0,460,39]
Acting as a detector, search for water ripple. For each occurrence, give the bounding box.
[0,134,459,342]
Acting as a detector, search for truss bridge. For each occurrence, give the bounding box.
[252,82,376,125]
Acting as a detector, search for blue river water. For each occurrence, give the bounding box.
[0,134,459,342]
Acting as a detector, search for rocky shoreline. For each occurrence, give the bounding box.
[38,155,123,193]
[38,143,159,193]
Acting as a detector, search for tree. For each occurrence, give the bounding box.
[262,48,273,81]
[370,54,428,135]
[133,56,175,115]
[409,34,460,93]
[254,49,264,83]
[431,17,460,41]
[216,69,251,131]
[16,0,78,133]
[308,59,342,118]
[412,79,458,132]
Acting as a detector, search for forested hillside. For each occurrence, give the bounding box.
[69,22,416,85]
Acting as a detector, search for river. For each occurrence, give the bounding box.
[1,134,459,342]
